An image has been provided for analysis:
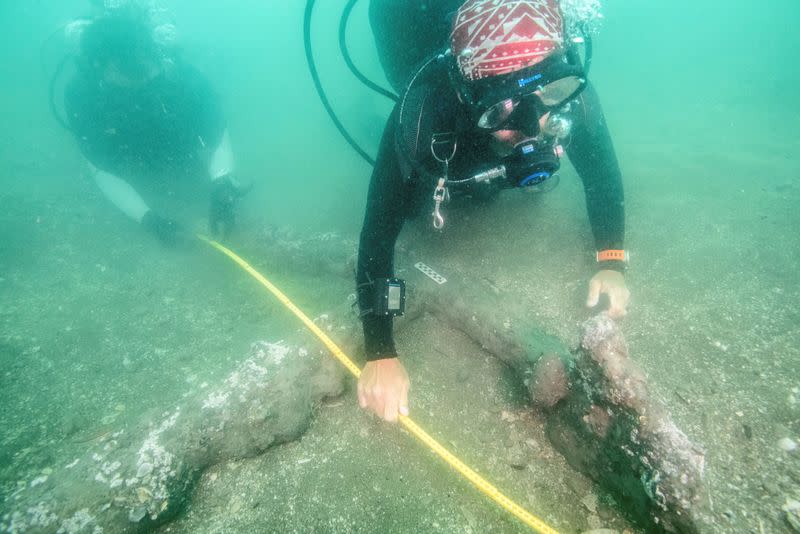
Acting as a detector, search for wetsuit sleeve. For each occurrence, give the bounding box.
[208,129,234,180]
[357,108,408,361]
[93,168,150,222]
[564,82,626,272]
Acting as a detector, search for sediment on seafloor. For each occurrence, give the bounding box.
[1,319,346,533]
[405,259,711,532]
[254,230,712,532]
[2,229,710,532]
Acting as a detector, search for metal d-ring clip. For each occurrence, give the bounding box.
[430,133,456,229]
[431,132,457,164]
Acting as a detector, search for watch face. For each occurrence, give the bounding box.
[387,283,402,311]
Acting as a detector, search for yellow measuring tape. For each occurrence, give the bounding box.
[198,235,558,534]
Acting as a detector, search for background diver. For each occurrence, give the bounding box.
[62,6,248,245]
[357,0,630,421]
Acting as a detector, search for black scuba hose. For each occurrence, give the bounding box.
[41,19,79,133]
[339,0,398,103]
[303,0,375,166]
[49,54,74,132]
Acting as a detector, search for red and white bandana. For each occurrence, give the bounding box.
[451,0,563,81]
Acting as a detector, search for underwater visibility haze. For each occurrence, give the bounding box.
[1,0,799,532]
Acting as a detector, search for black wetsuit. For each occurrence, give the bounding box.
[64,60,225,178]
[358,0,625,361]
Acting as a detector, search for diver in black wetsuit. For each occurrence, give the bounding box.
[63,7,247,244]
[357,0,630,422]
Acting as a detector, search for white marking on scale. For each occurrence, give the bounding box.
[414,262,447,285]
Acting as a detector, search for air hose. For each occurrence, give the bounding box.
[49,54,74,132]
[303,0,376,166]
[198,234,559,534]
[338,0,397,102]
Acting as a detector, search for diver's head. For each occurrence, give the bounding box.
[450,0,586,141]
[79,7,162,87]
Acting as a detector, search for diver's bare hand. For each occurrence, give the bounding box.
[587,269,630,318]
[358,358,410,422]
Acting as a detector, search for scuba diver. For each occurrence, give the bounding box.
[62,6,247,245]
[357,0,630,421]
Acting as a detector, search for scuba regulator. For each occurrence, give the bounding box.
[446,111,572,192]
[505,137,564,187]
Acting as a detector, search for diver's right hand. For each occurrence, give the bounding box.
[358,358,410,423]
[141,210,182,246]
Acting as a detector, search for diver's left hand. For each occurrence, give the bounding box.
[586,269,630,318]
[209,175,251,238]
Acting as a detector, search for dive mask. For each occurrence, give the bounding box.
[453,50,587,135]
